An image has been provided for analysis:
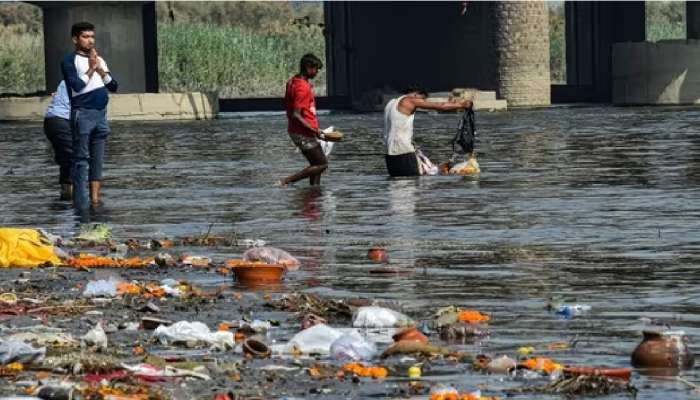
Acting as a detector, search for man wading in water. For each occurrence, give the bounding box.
[383,87,472,177]
[61,22,118,210]
[279,53,328,187]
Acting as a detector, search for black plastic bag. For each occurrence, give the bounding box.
[451,108,476,155]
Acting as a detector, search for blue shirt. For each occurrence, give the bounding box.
[44,81,71,120]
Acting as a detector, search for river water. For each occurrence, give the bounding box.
[1,105,700,399]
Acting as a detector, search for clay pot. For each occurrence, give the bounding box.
[564,366,632,381]
[233,264,285,284]
[392,327,428,344]
[367,247,388,263]
[242,337,271,358]
[631,330,694,369]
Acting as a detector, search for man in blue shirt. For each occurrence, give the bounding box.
[44,81,72,200]
[61,21,118,210]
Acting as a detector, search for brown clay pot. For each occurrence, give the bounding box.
[367,247,388,263]
[392,327,428,344]
[631,330,694,369]
[242,337,271,358]
[233,264,285,284]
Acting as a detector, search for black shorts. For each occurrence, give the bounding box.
[385,152,418,177]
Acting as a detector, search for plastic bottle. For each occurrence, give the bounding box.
[555,304,591,318]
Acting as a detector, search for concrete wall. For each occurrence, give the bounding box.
[38,2,158,94]
[613,41,700,105]
[0,92,218,121]
[491,1,550,106]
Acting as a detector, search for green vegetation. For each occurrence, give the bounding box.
[158,23,326,98]
[646,0,686,42]
[548,1,566,84]
[0,24,45,94]
[156,1,327,97]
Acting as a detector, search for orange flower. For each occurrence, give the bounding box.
[457,310,490,323]
[143,284,165,298]
[117,282,141,296]
[520,357,563,374]
[430,393,459,400]
[218,323,231,332]
[341,363,388,379]
[68,254,149,268]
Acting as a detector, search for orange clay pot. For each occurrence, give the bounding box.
[392,327,428,344]
[367,247,388,263]
[564,366,632,381]
[232,264,285,284]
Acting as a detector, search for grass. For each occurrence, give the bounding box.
[0,24,44,94]
[158,22,326,98]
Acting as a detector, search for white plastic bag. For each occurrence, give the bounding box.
[0,340,46,364]
[243,246,300,271]
[153,321,234,351]
[82,277,120,297]
[416,149,438,176]
[320,126,336,156]
[330,333,377,361]
[352,306,414,328]
[283,323,343,355]
[81,323,108,350]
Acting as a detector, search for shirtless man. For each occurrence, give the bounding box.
[383,87,472,177]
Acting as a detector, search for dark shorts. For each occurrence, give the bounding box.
[43,116,73,184]
[385,152,419,177]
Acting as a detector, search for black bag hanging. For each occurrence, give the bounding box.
[451,108,476,155]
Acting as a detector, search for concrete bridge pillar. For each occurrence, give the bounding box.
[491,1,551,106]
[35,1,158,94]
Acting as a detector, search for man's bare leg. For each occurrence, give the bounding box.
[281,146,327,186]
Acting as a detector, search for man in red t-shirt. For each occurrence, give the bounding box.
[280,53,328,186]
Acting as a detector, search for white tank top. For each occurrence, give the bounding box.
[383,95,416,155]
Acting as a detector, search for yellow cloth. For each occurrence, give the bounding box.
[0,228,60,267]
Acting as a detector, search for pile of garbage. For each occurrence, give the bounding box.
[0,224,693,399]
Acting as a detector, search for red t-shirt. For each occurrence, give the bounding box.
[285,75,318,137]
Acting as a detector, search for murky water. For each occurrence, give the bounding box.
[2,105,700,398]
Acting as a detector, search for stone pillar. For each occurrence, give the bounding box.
[37,1,158,94]
[491,1,551,106]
